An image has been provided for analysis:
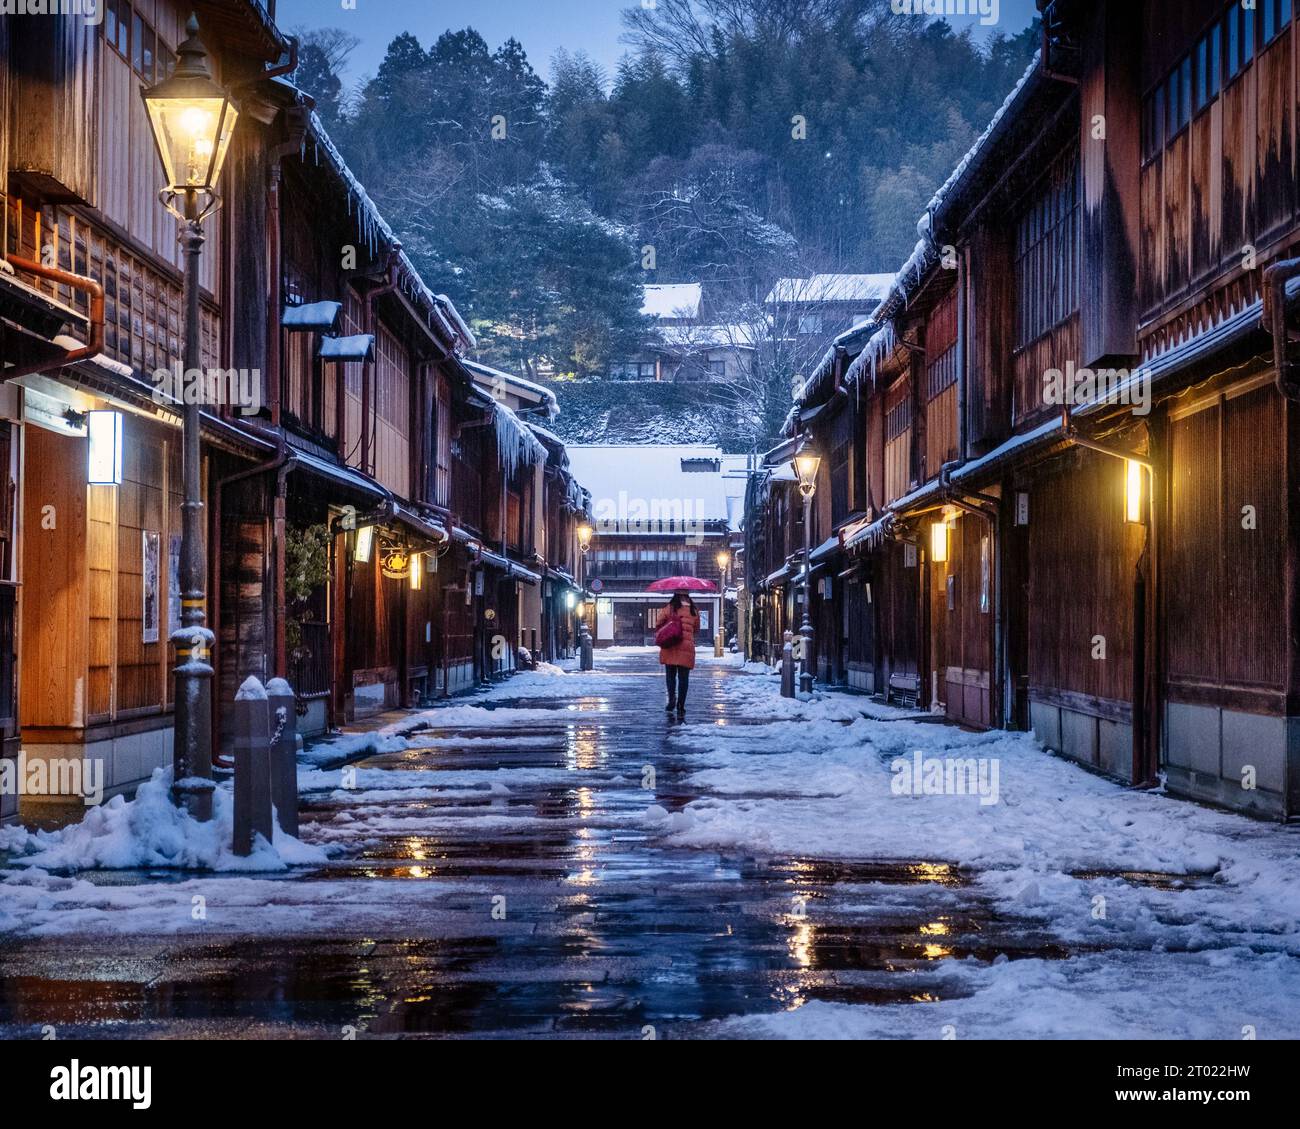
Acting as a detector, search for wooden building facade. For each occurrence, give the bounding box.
[0,5,589,820]
[744,0,1300,820]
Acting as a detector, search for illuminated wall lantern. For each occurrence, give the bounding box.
[409,551,423,591]
[577,523,593,554]
[87,410,124,485]
[565,592,576,610]
[1124,460,1146,525]
[930,520,949,564]
[354,525,374,564]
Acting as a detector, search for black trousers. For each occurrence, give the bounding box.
[664,664,690,708]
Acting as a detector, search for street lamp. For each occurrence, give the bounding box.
[714,549,732,656]
[141,16,237,819]
[791,451,820,694]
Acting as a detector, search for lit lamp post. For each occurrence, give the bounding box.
[141,16,238,818]
[576,522,594,668]
[715,549,731,656]
[792,452,820,694]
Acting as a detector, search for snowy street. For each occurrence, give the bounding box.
[2,651,1298,1040]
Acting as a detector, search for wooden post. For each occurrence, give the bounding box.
[232,676,273,856]
[266,677,299,837]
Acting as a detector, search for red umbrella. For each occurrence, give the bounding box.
[646,575,718,593]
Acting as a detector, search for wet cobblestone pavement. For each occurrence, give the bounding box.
[0,652,1237,1039]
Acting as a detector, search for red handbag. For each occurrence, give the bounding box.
[655,614,683,647]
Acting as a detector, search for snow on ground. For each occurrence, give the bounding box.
[648,673,1300,1036]
[4,655,1299,1038]
[707,950,1300,1040]
[1,768,325,875]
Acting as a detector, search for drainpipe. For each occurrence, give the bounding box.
[1263,257,1300,402]
[1,257,105,381]
[362,246,401,476]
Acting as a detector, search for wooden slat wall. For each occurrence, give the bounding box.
[341,291,365,469]
[1141,12,1300,325]
[372,322,410,496]
[1028,450,1143,710]
[925,288,959,475]
[1166,382,1286,706]
[968,226,1014,453]
[883,376,912,504]
[0,17,9,248]
[1012,312,1081,425]
[11,14,99,207]
[1254,30,1292,244]
[878,541,919,681]
[21,429,90,729]
[113,434,166,714]
[938,514,992,728]
[87,485,115,721]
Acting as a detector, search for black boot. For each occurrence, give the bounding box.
[665,699,676,714]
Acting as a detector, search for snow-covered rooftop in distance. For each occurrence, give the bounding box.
[764,274,895,306]
[642,283,703,320]
[565,444,733,525]
[655,324,756,350]
[466,359,560,418]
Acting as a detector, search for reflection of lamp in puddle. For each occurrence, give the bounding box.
[787,920,814,969]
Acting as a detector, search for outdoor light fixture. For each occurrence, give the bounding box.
[140,16,238,211]
[577,523,593,553]
[86,409,124,486]
[1124,459,1146,525]
[789,448,821,695]
[141,15,238,819]
[409,551,423,591]
[792,453,821,498]
[931,521,950,563]
[716,550,731,570]
[565,592,577,610]
[354,525,374,564]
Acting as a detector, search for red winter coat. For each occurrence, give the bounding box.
[655,604,700,669]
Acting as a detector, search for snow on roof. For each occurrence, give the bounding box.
[493,400,548,475]
[765,274,894,306]
[870,54,1042,329]
[642,283,703,320]
[467,359,560,418]
[303,112,476,353]
[283,301,342,331]
[319,334,375,361]
[655,324,756,350]
[564,445,733,526]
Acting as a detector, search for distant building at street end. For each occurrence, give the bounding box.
[564,445,739,646]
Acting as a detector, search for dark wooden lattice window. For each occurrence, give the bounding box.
[1014,148,1080,350]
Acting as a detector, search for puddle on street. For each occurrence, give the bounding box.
[0,654,1092,1038]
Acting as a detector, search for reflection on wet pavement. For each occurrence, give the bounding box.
[0,652,1138,1038]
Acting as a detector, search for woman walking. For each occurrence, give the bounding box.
[655,588,700,720]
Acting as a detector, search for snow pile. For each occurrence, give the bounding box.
[4,768,325,874]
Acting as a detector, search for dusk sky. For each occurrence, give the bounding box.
[275,0,1042,89]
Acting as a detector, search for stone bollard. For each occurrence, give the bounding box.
[780,630,795,699]
[232,676,273,857]
[714,629,724,658]
[580,622,594,671]
[266,677,299,837]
